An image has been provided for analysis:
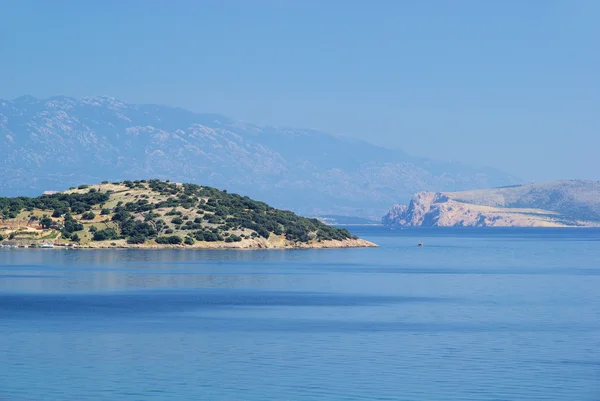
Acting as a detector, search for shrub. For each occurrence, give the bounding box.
[171,217,183,225]
[78,185,89,190]
[40,216,53,229]
[93,229,118,241]
[225,234,242,243]
[184,237,195,245]
[101,208,111,215]
[62,214,83,233]
[70,203,88,214]
[81,211,96,220]
[127,234,147,244]
[52,207,68,218]
[155,236,182,245]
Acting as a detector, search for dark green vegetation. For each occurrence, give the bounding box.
[0,191,110,219]
[0,180,357,245]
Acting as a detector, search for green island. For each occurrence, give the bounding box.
[0,180,376,249]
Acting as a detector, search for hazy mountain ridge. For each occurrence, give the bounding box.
[382,180,600,227]
[1,95,519,218]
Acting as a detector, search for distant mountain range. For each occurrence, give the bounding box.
[0,95,519,218]
[382,180,600,227]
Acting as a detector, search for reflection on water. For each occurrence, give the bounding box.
[1,227,599,401]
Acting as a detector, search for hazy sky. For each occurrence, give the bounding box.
[1,0,598,182]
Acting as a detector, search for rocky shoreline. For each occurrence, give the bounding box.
[1,237,377,250]
[383,181,600,227]
[76,237,378,250]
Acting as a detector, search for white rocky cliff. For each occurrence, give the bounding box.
[383,180,600,227]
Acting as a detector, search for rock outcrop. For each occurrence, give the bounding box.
[383,180,600,227]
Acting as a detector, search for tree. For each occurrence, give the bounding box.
[62,214,83,233]
[52,207,68,218]
[127,234,147,244]
[70,203,87,214]
[155,235,182,245]
[93,229,118,241]
[40,215,53,229]
[81,211,96,220]
[0,234,4,241]
[71,233,80,243]
[120,220,156,242]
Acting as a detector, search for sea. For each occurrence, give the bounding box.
[0,227,599,401]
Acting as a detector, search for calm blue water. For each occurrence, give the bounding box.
[1,227,599,401]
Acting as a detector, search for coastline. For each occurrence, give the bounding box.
[0,237,378,250]
[383,223,600,228]
[81,237,377,250]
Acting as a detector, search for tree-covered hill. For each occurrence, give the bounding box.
[0,180,374,248]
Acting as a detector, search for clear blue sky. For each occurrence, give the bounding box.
[1,0,598,182]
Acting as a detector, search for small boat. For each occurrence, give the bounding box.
[417,243,423,247]
[39,243,55,249]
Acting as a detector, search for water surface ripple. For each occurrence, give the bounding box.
[1,227,599,401]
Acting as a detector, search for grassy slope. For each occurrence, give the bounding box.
[1,180,375,248]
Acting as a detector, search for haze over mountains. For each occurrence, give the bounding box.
[383,180,600,227]
[0,95,520,219]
